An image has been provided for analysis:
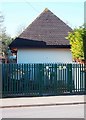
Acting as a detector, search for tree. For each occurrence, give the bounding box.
[0,12,13,63]
[66,25,86,63]
[16,24,25,37]
[0,12,4,57]
[2,33,13,56]
[83,26,86,63]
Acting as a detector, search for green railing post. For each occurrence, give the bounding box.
[2,64,4,97]
[0,64,2,98]
[84,64,86,94]
[38,64,43,96]
[67,64,72,93]
[54,64,57,95]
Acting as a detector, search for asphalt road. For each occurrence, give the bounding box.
[1,104,85,118]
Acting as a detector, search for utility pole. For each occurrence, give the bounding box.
[84,1,86,60]
[84,2,86,120]
[84,1,86,95]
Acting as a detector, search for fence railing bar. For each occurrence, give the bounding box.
[2,63,85,97]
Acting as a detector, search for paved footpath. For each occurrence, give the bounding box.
[0,95,85,108]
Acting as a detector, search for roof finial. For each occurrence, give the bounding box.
[44,8,49,12]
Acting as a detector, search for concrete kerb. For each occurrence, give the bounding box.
[0,95,85,108]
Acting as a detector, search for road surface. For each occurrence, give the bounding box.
[1,104,85,118]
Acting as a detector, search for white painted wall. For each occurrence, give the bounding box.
[17,48,72,63]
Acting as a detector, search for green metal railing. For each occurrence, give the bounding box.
[2,63,86,98]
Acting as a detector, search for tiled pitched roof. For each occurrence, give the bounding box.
[10,8,72,48]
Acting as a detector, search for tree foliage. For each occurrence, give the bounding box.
[66,26,86,61]
[0,12,13,58]
[2,33,13,56]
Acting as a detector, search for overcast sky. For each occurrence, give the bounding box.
[0,0,85,38]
